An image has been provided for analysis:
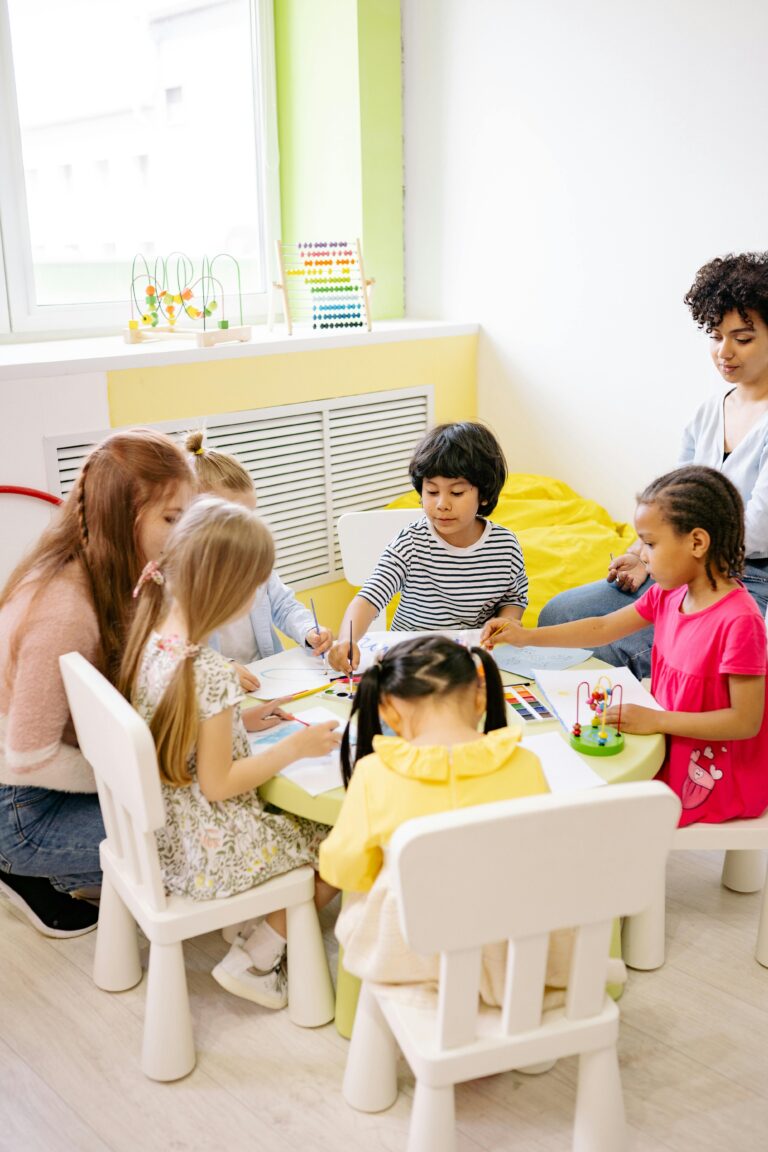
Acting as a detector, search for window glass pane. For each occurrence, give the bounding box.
[8,0,264,308]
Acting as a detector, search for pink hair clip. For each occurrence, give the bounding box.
[157,635,200,660]
[132,560,165,599]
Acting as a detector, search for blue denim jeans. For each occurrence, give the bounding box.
[0,785,104,893]
[537,563,768,681]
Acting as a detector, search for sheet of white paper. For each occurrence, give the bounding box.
[248,707,344,796]
[278,756,343,796]
[492,646,593,680]
[356,629,483,672]
[522,730,606,793]
[245,649,328,700]
[533,667,661,733]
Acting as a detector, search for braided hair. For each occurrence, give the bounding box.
[637,465,745,591]
[340,635,507,786]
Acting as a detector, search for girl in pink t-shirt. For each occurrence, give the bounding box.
[481,465,768,826]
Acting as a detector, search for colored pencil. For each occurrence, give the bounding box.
[310,596,320,637]
[285,712,311,727]
[483,623,510,647]
[285,682,329,703]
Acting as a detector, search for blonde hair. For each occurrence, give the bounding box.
[119,496,275,787]
[1,428,191,683]
[185,430,253,495]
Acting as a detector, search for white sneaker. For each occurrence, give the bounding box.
[221,918,261,945]
[211,935,288,1009]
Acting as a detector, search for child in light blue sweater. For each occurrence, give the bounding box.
[186,432,332,689]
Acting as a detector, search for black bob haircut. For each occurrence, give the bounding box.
[685,252,768,332]
[409,422,508,515]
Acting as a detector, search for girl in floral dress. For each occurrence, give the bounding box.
[120,497,340,1008]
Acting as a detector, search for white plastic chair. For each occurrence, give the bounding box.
[337,508,423,628]
[342,782,681,1152]
[59,652,335,1082]
[622,820,768,970]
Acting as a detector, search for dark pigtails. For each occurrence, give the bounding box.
[341,663,383,787]
[472,646,506,733]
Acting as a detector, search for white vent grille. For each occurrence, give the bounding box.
[43,387,433,589]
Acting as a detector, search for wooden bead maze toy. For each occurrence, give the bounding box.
[125,252,251,347]
[271,239,374,335]
[570,675,625,756]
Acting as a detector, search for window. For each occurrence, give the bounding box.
[0,0,279,337]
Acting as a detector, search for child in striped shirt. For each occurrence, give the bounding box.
[328,422,527,672]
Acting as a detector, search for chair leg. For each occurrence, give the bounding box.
[343,984,398,1113]
[622,868,667,970]
[722,849,766,894]
[407,1081,456,1152]
[92,876,142,992]
[755,876,768,968]
[285,898,335,1027]
[573,1044,627,1152]
[141,941,195,1082]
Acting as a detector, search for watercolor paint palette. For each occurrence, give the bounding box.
[504,686,554,723]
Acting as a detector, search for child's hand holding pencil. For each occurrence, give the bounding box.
[305,597,333,656]
[480,617,527,649]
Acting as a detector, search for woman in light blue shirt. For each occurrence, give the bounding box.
[539,252,768,678]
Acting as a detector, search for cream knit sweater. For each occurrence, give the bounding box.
[0,563,99,792]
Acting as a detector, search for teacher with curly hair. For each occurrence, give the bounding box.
[539,251,768,679]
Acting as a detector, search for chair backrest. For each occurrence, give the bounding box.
[337,509,423,586]
[389,782,680,1047]
[59,652,169,911]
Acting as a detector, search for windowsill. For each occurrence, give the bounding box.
[0,319,478,380]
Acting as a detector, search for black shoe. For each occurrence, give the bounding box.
[0,872,99,938]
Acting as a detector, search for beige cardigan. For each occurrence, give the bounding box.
[0,563,100,792]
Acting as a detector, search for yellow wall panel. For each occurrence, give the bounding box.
[106,335,477,426]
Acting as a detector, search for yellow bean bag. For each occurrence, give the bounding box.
[387,474,636,625]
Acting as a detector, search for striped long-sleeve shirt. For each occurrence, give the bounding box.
[357,516,528,631]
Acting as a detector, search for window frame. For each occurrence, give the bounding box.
[0,0,281,341]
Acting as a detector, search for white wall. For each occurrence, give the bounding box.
[403,0,768,521]
[0,372,109,583]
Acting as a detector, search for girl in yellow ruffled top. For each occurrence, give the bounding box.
[319,636,557,1004]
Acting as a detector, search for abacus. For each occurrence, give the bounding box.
[271,239,374,335]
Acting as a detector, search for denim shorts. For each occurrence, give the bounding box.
[0,785,104,893]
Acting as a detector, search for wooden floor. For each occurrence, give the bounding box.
[2,850,768,1152]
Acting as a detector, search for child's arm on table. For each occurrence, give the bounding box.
[327,596,378,672]
[480,604,647,650]
[265,572,334,655]
[233,662,261,692]
[606,675,765,740]
[241,698,292,731]
[196,708,341,802]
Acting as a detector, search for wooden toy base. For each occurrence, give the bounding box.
[124,324,251,348]
[570,726,625,757]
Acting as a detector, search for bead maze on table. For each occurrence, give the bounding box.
[124,252,251,347]
[570,675,625,757]
[271,239,374,335]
